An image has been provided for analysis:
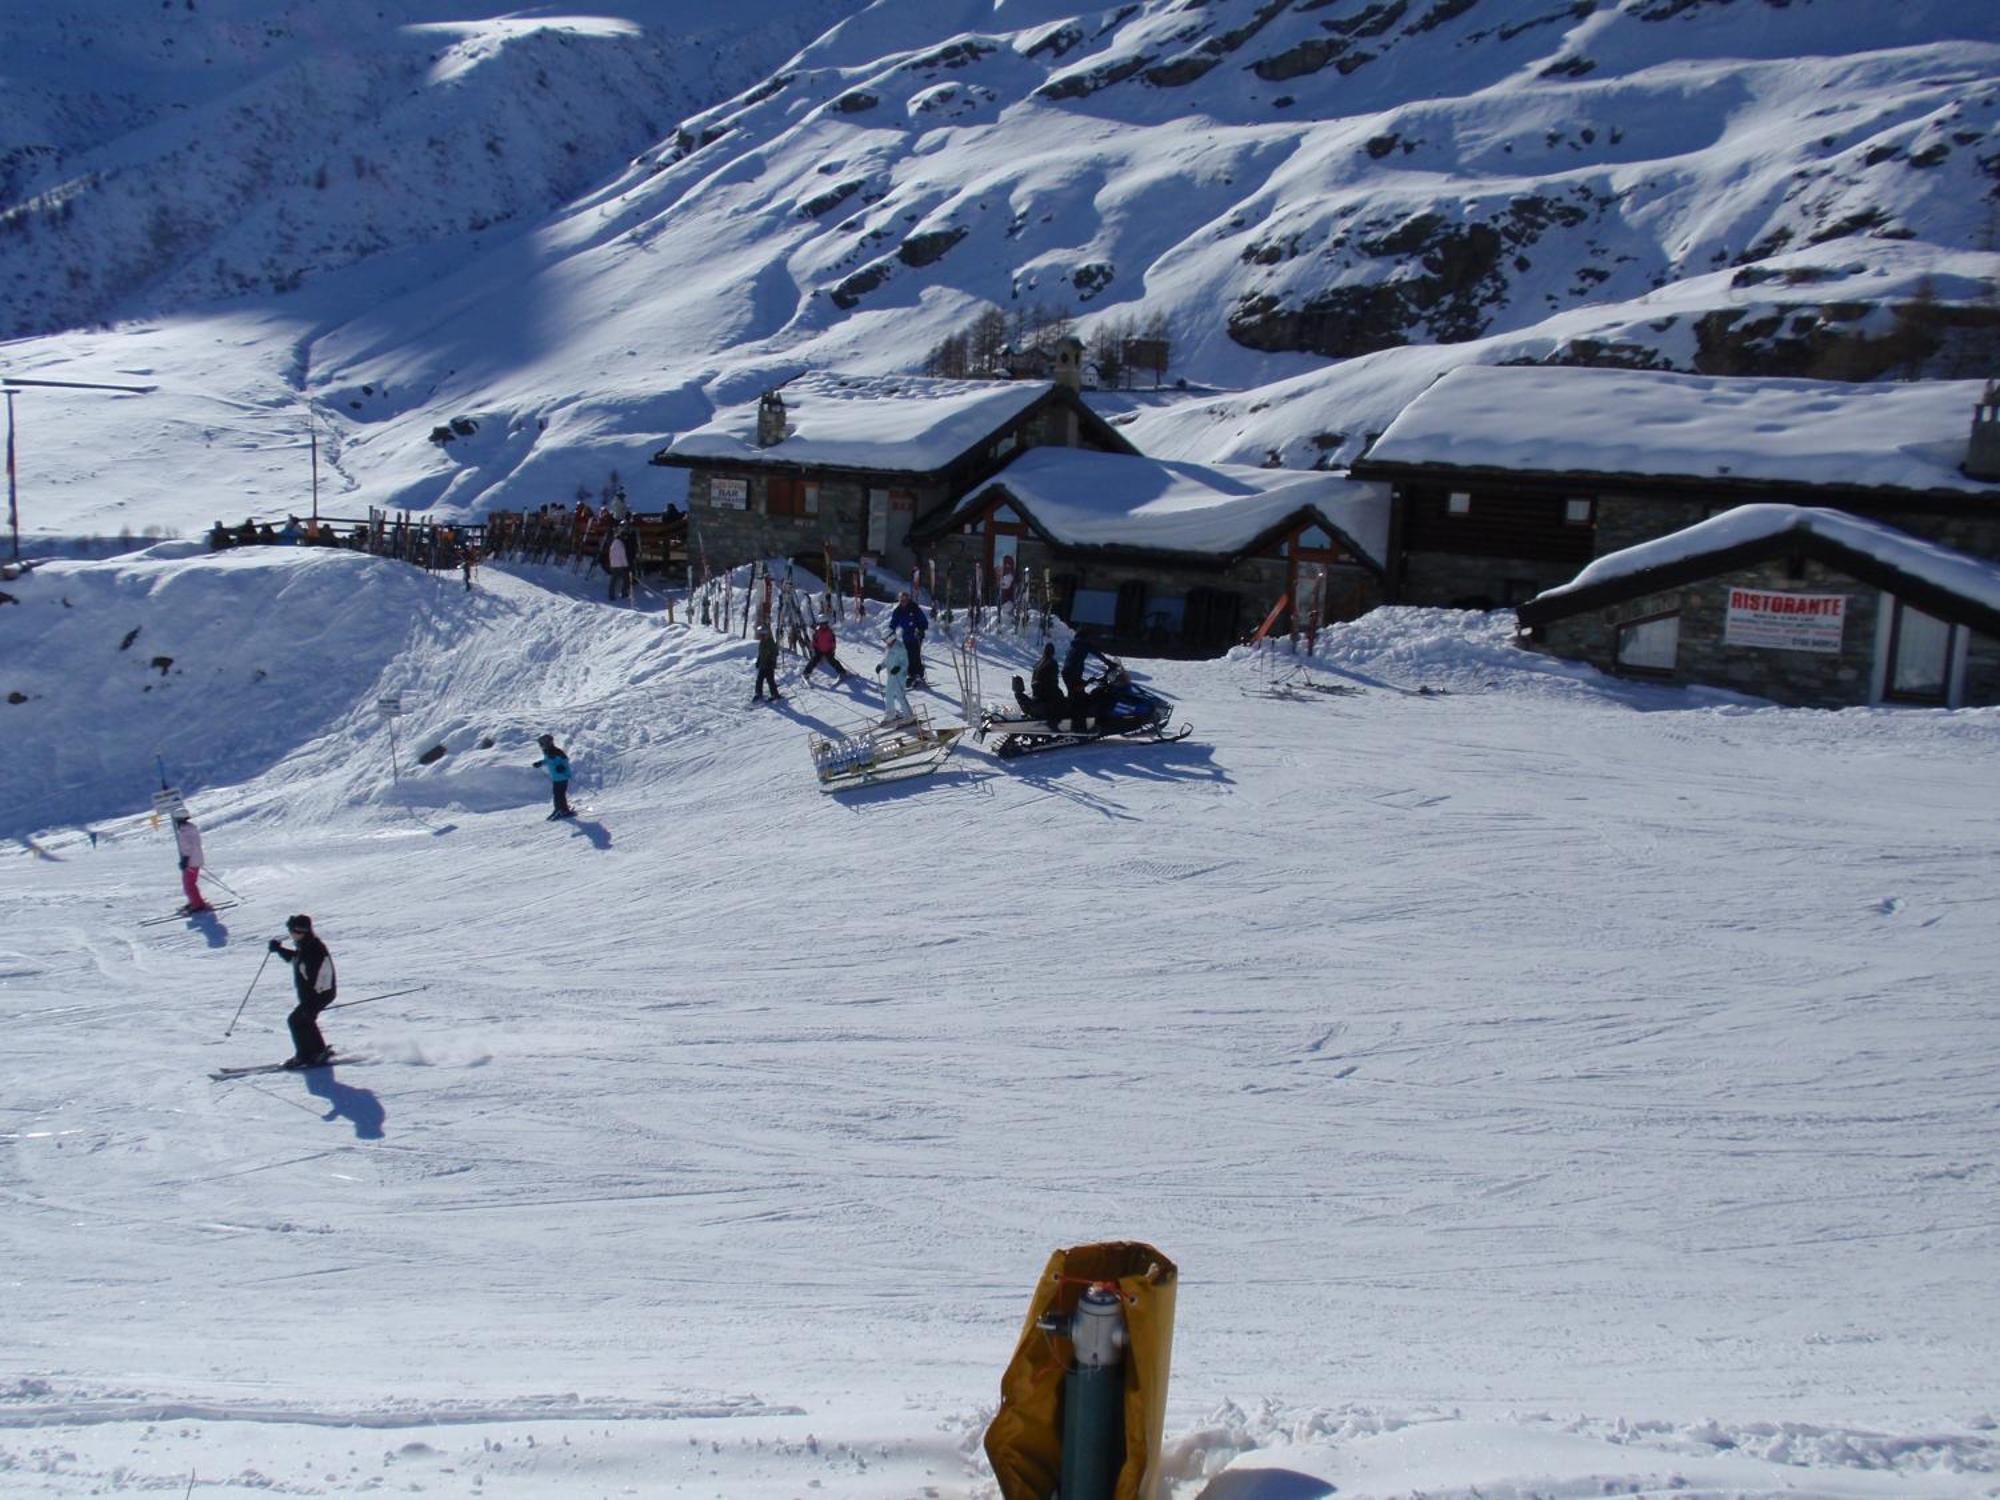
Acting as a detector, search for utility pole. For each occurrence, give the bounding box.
[2,375,158,562]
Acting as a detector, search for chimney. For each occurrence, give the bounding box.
[755,389,788,448]
[1053,335,1084,393]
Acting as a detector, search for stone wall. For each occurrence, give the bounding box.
[1595,494,2000,563]
[928,532,1379,653]
[684,469,946,574]
[1401,549,1578,608]
[1536,554,1999,707]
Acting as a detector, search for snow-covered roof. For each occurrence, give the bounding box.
[1520,504,2000,626]
[955,447,1390,566]
[1362,367,2000,497]
[661,373,1060,475]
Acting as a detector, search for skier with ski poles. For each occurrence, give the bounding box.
[172,811,214,914]
[533,733,574,819]
[752,624,784,702]
[268,913,338,1069]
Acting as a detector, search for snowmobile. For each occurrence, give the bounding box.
[977,657,1190,760]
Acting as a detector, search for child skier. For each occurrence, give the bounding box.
[753,625,784,702]
[802,619,849,685]
[172,811,213,914]
[877,632,913,725]
[534,733,574,819]
[268,913,337,1069]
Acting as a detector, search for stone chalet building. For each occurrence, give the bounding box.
[650,368,1132,581]
[909,448,1386,655]
[1352,366,2000,707]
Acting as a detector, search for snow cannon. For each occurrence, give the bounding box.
[1043,1283,1127,1500]
[984,1243,1176,1500]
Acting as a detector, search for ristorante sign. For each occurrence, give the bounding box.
[1724,588,1847,652]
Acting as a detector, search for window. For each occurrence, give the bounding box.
[1296,525,1334,550]
[1447,491,1472,516]
[1616,611,1680,674]
[765,477,818,517]
[1885,600,1956,703]
[1564,498,1593,526]
[1070,588,1118,626]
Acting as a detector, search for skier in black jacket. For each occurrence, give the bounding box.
[269,913,337,1068]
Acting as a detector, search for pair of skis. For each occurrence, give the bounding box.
[210,1051,372,1081]
[140,900,240,927]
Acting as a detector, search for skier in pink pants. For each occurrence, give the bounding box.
[173,812,213,914]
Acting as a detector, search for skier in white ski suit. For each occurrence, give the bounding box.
[877,633,913,724]
[172,813,213,913]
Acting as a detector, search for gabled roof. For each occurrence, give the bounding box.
[1517,504,2000,638]
[914,448,1390,570]
[1355,366,2000,501]
[651,372,1133,477]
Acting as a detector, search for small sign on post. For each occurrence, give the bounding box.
[378,693,405,782]
[151,787,189,823]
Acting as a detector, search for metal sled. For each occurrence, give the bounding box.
[808,708,966,791]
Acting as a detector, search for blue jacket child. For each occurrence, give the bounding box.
[534,733,574,819]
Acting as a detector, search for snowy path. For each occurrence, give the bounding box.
[2,556,1996,1496]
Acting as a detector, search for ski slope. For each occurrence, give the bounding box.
[1,551,1997,1497]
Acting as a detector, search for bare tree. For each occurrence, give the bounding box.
[970,308,1009,377]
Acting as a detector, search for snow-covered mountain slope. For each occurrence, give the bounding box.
[5,0,1999,541]
[2,550,1996,1495]
[0,0,864,338]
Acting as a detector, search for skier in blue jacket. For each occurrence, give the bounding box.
[888,591,929,687]
[534,733,574,819]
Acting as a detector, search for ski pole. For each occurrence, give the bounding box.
[224,950,273,1037]
[326,984,428,1012]
[204,869,243,900]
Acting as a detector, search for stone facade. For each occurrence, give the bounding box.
[1400,549,1578,609]
[671,389,1110,577]
[683,469,946,576]
[1535,553,2000,708]
[927,531,1379,654]
[1596,492,2000,564]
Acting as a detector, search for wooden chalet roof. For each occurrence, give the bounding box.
[1354,366,2000,505]
[913,448,1389,572]
[650,371,1135,479]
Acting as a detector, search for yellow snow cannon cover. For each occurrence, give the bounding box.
[983,1241,1178,1500]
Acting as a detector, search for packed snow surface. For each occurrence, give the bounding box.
[2,550,1996,1497]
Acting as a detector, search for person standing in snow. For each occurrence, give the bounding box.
[534,733,574,819]
[877,632,913,725]
[888,590,929,687]
[606,530,633,602]
[753,625,784,702]
[802,618,849,685]
[268,913,337,1069]
[172,812,213,914]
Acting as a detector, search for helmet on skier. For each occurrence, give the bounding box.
[286,913,313,935]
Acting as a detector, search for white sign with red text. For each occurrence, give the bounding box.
[1724,589,1846,652]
